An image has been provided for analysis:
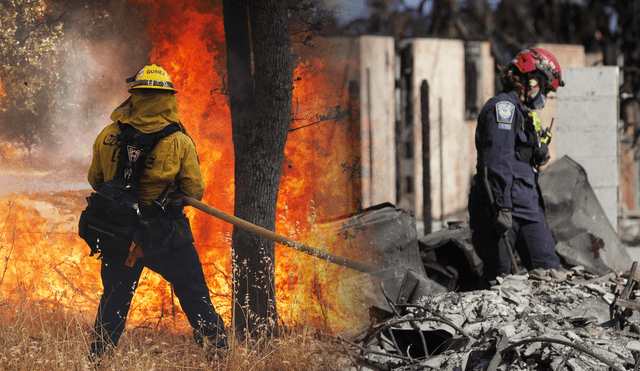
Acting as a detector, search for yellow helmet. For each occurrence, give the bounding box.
[125,64,177,92]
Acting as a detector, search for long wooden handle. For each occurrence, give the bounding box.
[182,195,383,276]
[482,167,518,274]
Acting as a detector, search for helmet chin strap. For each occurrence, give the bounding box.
[526,90,547,110]
[524,76,547,110]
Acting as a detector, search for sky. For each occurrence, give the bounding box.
[324,0,612,34]
[326,0,505,25]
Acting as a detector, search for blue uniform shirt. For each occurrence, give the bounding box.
[475,90,542,222]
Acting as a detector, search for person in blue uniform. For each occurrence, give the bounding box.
[468,48,565,288]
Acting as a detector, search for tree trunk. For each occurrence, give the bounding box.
[223,0,293,339]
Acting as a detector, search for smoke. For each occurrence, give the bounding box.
[0,1,152,195]
[2,0,360,195]
[52,35,146,160]
[51,1,152,156]
[314,0,370,25]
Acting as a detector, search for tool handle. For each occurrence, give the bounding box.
[482,167,497,213]
[481,167,518,274]
[182,195,383,276]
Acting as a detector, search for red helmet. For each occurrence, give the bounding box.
[511,47,564,92]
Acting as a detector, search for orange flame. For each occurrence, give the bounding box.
[132,0,372,331]
[0,1,374,335]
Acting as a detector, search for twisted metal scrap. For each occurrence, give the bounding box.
[500,337,626,371]
[335,335,441,371]
[350,297,633,370]
[350,292,475,369]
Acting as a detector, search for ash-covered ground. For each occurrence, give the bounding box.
[346,265,640,371]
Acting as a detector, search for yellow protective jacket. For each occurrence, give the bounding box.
[87,91,205,205]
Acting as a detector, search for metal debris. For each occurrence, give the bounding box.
[343,263,640,371]
[539,156,633,274]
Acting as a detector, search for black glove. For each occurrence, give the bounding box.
[494,208,512,237]
[532,142,550,166]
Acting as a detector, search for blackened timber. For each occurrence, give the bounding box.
[421,80,432,234]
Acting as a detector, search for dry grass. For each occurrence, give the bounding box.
[0,298,357,371]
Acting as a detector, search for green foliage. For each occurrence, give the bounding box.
[0,0,63,151]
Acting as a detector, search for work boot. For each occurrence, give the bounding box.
[206,346,229,363]
[88,339,114,368]
[205,336,229,363]
[87,351,101,368]
[88,347,108,368]
[194,328,229,362]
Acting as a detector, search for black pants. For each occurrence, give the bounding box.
[91,244,227,357]
[468,181,560,288]
[472,214,560,288]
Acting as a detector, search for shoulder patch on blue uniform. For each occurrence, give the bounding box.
[496,101,515,124]
[498,123,512,130]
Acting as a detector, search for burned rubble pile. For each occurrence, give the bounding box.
[346,264,640,371]
[328,157,640,370]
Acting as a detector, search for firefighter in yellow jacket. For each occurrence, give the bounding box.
[88,65,227,362]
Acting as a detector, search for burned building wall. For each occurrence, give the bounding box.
[464,41,495,208]
[308,37,602,234]
[289,36,396,219]
[534,43,587,171]
[408,38,468,223]
[620,97,640,214]
[358,36,397,209]
[557,67,620,230]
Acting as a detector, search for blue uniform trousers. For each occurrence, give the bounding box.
[91,244,226,357]
[472,210,560,288]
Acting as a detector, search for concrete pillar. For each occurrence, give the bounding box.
[556,67,620,230]
[359,36,396,208]
[411,39,467,222]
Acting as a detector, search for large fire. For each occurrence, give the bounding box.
[0,1,373,334]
